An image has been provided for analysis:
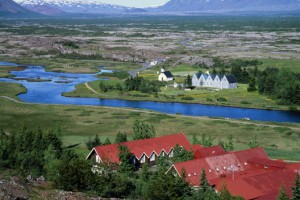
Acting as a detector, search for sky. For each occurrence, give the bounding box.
[99,0,169,8]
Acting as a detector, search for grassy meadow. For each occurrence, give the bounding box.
[0,82,299,160]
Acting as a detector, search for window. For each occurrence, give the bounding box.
[140,155,146,163]
[96,155,101,163]
[169,149,174,158]
[150,153,156,161]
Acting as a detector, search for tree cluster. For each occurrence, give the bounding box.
[124,76,162,94]
[132,120,156,140]
[277,173,300,200]
[255,67,300,105]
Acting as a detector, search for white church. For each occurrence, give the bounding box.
[158,67,173,82]
[192,72,237,89]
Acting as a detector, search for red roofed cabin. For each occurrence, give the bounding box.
[86,133,193,167]
[167,147,300,200]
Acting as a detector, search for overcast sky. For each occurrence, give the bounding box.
[101,0,169,8]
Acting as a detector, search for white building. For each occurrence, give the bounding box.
[192,72,237,89]
[158,67,173,82]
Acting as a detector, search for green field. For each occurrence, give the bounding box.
[259,58,300,72]
[0,82,299,160]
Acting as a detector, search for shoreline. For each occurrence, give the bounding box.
[63,84,298,113]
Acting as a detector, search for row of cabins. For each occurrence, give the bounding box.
[87,133,300,200]
[192,72,237,89]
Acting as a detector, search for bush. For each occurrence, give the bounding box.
[181,96,194,100]
[240,100,251,104]
[206,97,213,102]
[216,97,227,102]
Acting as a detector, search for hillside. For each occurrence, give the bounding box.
[0,0,39,16]
[157,0,300,12]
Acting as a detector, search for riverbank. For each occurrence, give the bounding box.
[64,79,299,112]
[0,81,300,161]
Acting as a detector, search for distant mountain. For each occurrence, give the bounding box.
[157,0,300,12]
[23,4,64,15]
[15,0,131,14]
[0,0,35,15]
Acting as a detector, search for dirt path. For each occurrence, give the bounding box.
[84,82,100,95]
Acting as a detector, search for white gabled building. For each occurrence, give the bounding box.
[192,72,237,89]
[158,67,173,82]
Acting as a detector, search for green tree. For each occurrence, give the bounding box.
[292,173,300,200]
[86,134,101,150]
[277,186,290,200]
[247,77,257,92]
[200,134,213,147]
[132,120,156,140]
[172,144,194,163]
[226,134,234,151]
[55,157,93,191]
[115,132,127,143]
[185,74,192,88]
[200,168,210,193]
[117,145,135,174]
[103,137,111,145]
[44,145,60,182]
[274,68,300,104]
[192,133,200,145]
[248,135,259,149]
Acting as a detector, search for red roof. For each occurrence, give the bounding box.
[231,147,269,165]
[248,158,286,169]
[89,133,192,164]
[191,144,203,153]
[168,147,300,200]
[194,145,226,159]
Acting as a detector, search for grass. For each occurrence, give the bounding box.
[0,82,300,160]
[65,78,296,111]
[259,58,300,73]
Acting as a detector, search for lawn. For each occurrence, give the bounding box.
[0,82,299,160]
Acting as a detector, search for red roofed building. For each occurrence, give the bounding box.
[194,145,226,159]
[86,133,193,166]
[167,147,300,200]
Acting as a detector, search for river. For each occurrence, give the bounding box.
[0,62,299,123]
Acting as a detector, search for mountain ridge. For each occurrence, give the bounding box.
[157,0,300,12]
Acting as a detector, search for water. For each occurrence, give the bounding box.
[0,62,299,123]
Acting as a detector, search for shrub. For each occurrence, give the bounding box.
[181,96,194,100]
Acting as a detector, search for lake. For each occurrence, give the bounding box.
[0,62,299,123]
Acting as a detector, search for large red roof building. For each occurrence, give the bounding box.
[86,133,192,166]
[86,133,300,199]
[167,146,300,200]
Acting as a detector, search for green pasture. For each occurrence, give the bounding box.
[0,82,299,160]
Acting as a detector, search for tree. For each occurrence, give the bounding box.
[277,186,290,200]
[132,120,156,140]
[185,74,192,88]
[115,132,127,143]
[103,137,111,145]
[248,135,259,149]
[292,173,300,200]
[199,168,210,193]
[192,133,200,145]
[55,157,93,191]
[274,68,300,104]
[44,145,60,182]
[247,77,257,92]
[117,145,135,174]
[86,134,101,150]
[219,184,244,200]
[200,134,213,147]
[172,144,194,163]
[225,134,234,151]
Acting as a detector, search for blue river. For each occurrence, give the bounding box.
[0,62,299,123]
